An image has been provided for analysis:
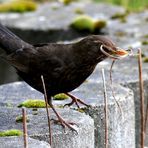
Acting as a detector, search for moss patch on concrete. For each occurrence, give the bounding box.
[59,0,78,5]
[0,0,37,13]
[142,40,148,45]
[70,15,106,32]
[74,8,84,14]
[53,93,69,100]
[143,57,148,63]
[0,129,23,137]
[18,99,49,108]
[111,11,129,23]
[15,115,30,123]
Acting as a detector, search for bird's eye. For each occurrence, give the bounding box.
[100,44,117,59]
[100,44,113,53]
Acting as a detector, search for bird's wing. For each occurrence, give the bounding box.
[5,47,37,73]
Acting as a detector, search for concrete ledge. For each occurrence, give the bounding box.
[0,137,50,148]
[0,107,94,148]
[0,81,135,148]
[82,84,135,148]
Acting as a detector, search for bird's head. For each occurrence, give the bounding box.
[77,35,128,64]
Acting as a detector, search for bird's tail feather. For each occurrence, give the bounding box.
[0,23,31,54]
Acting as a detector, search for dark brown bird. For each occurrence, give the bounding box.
[0,23,127,130]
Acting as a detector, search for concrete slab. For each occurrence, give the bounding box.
[0,81,135,148]
[0,137,50,148]
[0,107,94,148]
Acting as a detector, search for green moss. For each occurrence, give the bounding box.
[70,15,106,32]
[15,115,30,123]
[53,93,69,100]
[18,99,49,108]
[59,0,78,5]
[77,108,85,113]
[0,129,23,137]
[142,40,148,45]
[0,0,37,13]
[115,31,127,37]
[111,11,128,23]
[143,57,148,63]
[143,34,148,38]
[111,12,126,19]
[74,8,84,14]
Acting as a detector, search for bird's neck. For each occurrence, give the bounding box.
[72,42,107,66]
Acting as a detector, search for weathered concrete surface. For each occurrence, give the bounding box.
[0,137,51,148]
[0,81,135,148]
[0,107,94,148]
[0,1,148,148]
[88,57,148,148]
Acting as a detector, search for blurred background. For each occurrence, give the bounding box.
[0,0,148,84]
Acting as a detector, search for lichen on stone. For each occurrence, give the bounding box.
[53,93,69,100]
[18,99,49,108]
[0,129,23,137]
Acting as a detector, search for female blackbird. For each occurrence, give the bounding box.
[0,23,126,130]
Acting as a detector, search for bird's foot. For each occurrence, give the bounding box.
[51,117,77,133]
[64,93,90,109]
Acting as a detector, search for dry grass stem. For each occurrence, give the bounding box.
[41,75,52,146]
[145,104,148,133]
[22,107,28,148]
[138,49,145,148]
[101,68,108,148]
[110,60,123,116]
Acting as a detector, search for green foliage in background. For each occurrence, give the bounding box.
[94,0,148,11]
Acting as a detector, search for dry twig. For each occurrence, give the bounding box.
[145,104,148,133]
[138,49,145,148]
[101,68,108,148]
[109,60,123,116]
[41,75,52,146]
[22,107,28,148]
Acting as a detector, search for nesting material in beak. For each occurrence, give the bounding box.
[100,45,129,60]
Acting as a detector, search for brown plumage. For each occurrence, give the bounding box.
[0,23,120,130]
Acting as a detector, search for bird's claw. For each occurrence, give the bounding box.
[64,96,90,109]
[51,118,78,134]
[64,99,80,108]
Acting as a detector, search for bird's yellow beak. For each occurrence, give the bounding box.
[112,48,129,58]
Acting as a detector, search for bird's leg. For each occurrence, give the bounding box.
[64,93,90,108]
[48,99,77,132]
